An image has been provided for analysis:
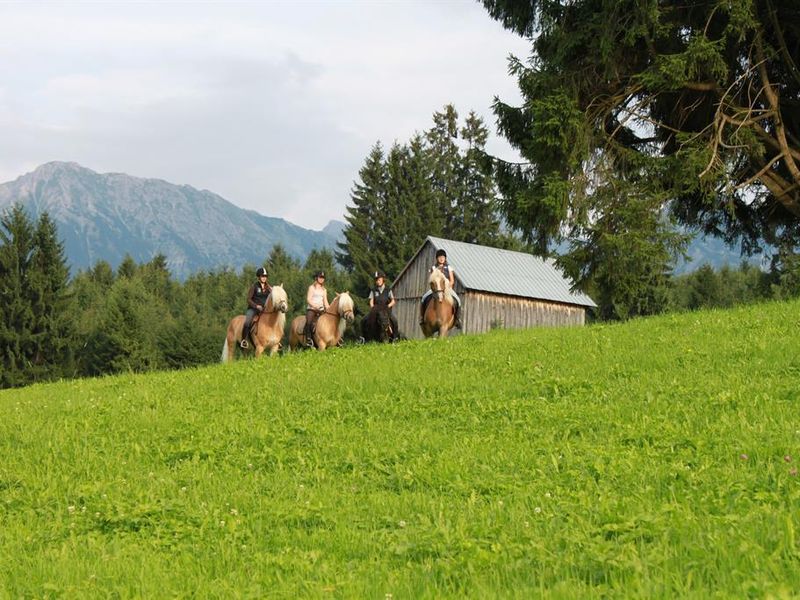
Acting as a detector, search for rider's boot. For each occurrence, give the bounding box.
[240,326,249,349]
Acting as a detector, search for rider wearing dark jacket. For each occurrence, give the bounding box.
[241,266,272,349]
[369,270,399,340]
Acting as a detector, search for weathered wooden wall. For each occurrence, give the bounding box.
[392,241,586,339]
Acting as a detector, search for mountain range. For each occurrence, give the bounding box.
[0,162,344,279]
[0,161,762,281]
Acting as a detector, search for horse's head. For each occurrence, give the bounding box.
[429,269,449,302]
[269,284,288,313]
[336,292,355,323]
[376,307,391,341]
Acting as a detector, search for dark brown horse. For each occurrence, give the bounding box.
[221,284,288,361]
[420,269,455,338]
[288,292,355,351]
[361,305,394,343]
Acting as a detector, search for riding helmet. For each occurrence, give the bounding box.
[315,270,326,279]
[435,249,447,259]
[256,266,268,277]
[373,270,386,279]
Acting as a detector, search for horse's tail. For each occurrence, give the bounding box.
[221,338,229,363]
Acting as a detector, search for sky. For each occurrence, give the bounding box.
[0,1,531,230]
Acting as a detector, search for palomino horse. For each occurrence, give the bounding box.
[288,292,355,351]
[221,284,288,362]
[421,269,456,338]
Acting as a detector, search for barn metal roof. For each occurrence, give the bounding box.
[425,236,597,308]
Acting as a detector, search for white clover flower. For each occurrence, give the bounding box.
[534,507,542,514]
[67,505,76,514]
[398,520,407,528]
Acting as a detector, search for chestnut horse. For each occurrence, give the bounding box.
[288,292,355,351]
[221,284,288,362]
[421,269,456,338]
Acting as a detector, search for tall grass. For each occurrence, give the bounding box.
[1,299,799,598]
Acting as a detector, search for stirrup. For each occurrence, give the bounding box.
[240,339,249,349]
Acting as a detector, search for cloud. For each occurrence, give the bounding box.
[0,1,530,229]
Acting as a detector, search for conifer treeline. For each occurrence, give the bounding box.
[337,105,525,296]
[0,205,357,389]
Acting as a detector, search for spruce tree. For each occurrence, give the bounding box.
[0,204,35,387]
[29,211,75,380]
[337,143,388,295]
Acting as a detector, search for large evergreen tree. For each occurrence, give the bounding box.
[0,204,36,387]
[29,211,75,379]
[0,206,75,386]
[481,0,800,253]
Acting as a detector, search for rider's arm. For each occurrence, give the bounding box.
[306,285,315,308]
[322,288,330,310]
[246,284,259,309]
[388,290,396,309]
[448,267,455,287]
[369,290,375,308]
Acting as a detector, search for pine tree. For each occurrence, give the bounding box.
[0,204,36,387]
[337,143,388,296]
[28,211,75,380]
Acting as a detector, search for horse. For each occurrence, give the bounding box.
[221,284,288,362]
[288,292,355,351]
[361,305,394,343]
[420,268,456,338]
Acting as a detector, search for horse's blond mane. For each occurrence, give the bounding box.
[429,268,451,290]
[336,291,354,314]
[269,284,287,304]
[333,292,353,338]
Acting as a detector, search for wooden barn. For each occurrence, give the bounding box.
[391,236,596,339]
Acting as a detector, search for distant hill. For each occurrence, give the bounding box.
[675,233,771,274]
[0,162,345,279]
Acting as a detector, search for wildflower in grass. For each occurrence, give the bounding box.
[219,520,225,527]
[790,467,798,477]
[534,507,542,514]
[398,520,407,528]
[545,492,552,498]
[68,505,76,514]
[784,455,792,462]
[230,508,238,516]
[740,454,748,460]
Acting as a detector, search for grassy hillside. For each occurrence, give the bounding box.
[2,300,799,598]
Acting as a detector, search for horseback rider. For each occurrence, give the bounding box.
[240,266,272,349]
[304,270,330,347]
[369,270,399,340]
[420,248,462,328]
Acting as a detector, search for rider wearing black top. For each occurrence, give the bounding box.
[241,266,272,349]
[369,270,399,340]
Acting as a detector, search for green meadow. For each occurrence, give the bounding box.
[2,299,799,598]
